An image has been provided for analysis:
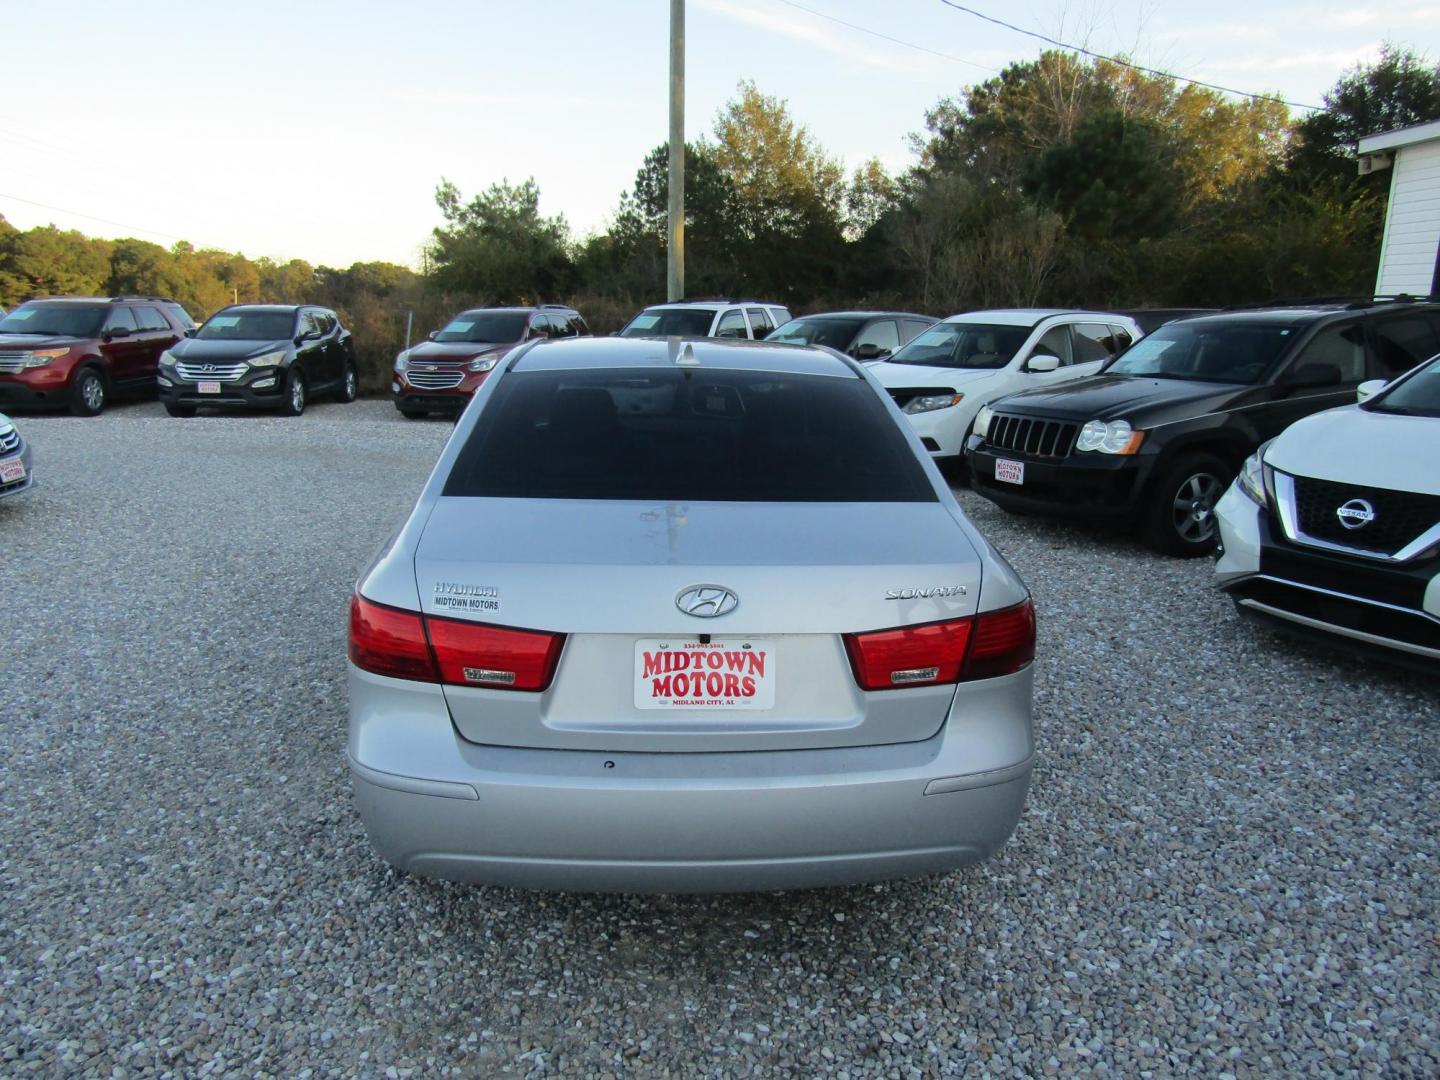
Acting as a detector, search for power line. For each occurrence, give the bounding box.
[774,0,998,74]
[0,190,193,244]
[935,0,1323,112]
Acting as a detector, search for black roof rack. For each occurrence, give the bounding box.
[109,295,180,304]
[673,296,771,305]
[1220,293,1438,313]
[536,303,579,311]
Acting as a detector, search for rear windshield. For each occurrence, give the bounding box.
[766,317,865,350]
[443,368,938,502]
[0,302,107,337]
[1105,322,1295,383]
[619,308,716,337]
[197,311,296,341]
[436,312,528,343]
[1371,354,1440,417]
[887,322,1032,369]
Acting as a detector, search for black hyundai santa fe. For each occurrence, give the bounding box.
[158,304,357,417]
[964,300,1440,555]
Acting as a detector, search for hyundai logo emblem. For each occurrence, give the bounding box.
[676,585,739,618]
[1336,498,1376,530]
[202,364,216,373]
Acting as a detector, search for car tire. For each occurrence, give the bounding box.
[69,367,107,417]
[281,369,306,417]
[164,403,196,418]
[399,408,427,420]
[1142,453,1229,557]
[338,363,359,403]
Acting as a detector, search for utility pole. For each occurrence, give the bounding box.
[667,0,685,301]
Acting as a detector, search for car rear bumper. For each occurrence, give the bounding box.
[0,444,35,500]
[347,662,1034,893]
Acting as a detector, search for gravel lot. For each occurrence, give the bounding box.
[1,399,1436,1078]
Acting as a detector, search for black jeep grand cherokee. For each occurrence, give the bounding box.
[965,300,1440,555]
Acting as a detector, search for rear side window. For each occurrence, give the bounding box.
[745,307,774,337]
[443,368,938,503]
[133,306,171,332]
[1371,317,1440,378]
[164,303,197,330]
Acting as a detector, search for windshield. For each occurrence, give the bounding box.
[197,311,296,341]
[0,303,107,338]
[1105,322,1295,383]
[1371,354,1440,417]
[619,308,716,337]
[886,322,1032,369]
[436,312,528,343]
[443,368,937,502]
[765,317,865,350]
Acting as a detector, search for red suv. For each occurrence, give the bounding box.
[0,296,196,416]
[393,305,589,418]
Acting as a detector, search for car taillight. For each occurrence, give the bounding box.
[963,599,1036,680]
[425,617,565,691]
[843,598,1035,690]
[348,595,565,691]
[349,594,438,682]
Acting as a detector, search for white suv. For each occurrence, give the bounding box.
[868,309,1143,463]
[1215,349,1440,669]
[618,300,792,340]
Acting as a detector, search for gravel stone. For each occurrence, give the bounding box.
[0,400,1435,1077]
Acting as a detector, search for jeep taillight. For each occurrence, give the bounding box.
[348,594,564,692]
[843,599,1035,690]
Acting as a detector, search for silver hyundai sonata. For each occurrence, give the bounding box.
[347,336,1036,893]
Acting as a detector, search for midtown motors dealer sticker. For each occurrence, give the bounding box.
[634,639,775,710]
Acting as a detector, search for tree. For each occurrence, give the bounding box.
[427,177,573,303]
[1288,46,1440,185]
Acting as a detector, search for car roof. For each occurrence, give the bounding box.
[643,300,785,311]
[938,308,1130,326]
[214,304,308,314]
[510,335,857,378]
[457,305,578,315]
[785,310,935,320]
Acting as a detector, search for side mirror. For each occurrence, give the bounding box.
[104,326,131,341]
[1356,378,1387,403]
[428,330,439,341]
[183,327,197,337]
[1025,354,1061,373]
[851,343,888,361]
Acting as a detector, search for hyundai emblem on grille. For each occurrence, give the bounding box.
[676,585,739,618]
[1335,498,1376,530]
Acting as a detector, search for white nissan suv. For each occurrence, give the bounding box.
[618,299,792,341]
[868,309,1143,465]
[1215,350,1440,669]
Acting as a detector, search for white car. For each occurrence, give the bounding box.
[868,310,1143,463]
[1215,354,1440,668]
[618,299,792,341]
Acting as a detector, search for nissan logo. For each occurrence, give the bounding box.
[676,585,739,618]
[1336,499,1376,530]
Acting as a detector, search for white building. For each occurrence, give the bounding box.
[1358,119,1440,297]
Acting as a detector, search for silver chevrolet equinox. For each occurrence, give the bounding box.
[347,336,1036,893]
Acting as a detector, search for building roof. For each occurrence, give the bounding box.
[1358,119,1440,154]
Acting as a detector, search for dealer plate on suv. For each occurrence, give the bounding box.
[995,458,1025,485]
[634,639,776,710]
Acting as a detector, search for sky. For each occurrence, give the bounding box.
[1,0,1435,270]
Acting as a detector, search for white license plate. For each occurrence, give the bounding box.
[198,381,222,394]
[0,458,24,483]
[994,458,1025,485]
[634,639,775,710]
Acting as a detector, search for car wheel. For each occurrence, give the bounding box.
[1142,453,1229,557]
[399,408,427,420]
[281,369,306,416]
[70,368,107,417]
[164,403,196,418]
[339,363,359,403]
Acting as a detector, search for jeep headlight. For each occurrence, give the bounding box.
[1076,419,1144,455]
[973,404,995,440]
[903,392,963,414]
[21,347,69,368]
[247,350,285,368]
